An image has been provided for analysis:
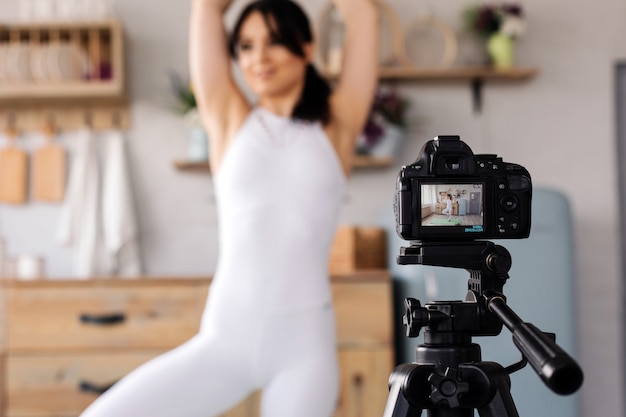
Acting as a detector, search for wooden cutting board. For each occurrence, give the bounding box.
[32,140,67,202]
[0,144,28,204]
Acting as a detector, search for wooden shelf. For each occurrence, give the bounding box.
[323,65,538,113]
[0,81,125,102]
[322,65,538,81]
[352,155,394,168]
[379,65,537,81]
[174,155,394,173]
[174,160,211,173]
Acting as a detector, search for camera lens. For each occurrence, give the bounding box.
[500,195,518,212]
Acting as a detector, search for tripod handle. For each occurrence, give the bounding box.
[487,296,584,395]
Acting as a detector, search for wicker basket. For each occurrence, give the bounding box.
[329,226,388,274]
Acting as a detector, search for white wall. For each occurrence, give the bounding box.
[0,0,623,416]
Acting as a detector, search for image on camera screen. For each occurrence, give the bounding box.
[420,183,484,229]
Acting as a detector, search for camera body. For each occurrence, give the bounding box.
[394,135,532,241]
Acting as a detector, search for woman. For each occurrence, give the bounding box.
[442,194,453,220]
[80,0,378,416]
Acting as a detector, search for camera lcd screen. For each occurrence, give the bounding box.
[420,183,484,232]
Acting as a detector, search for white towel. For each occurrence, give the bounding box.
[102,129,142,276]
[57,128,106,277]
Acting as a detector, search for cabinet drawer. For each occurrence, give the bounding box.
[6,284,208,351]
[5,352,161,417]
[6,277,391,351]
[6,353,261,417]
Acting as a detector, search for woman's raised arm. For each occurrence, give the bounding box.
[329,0,379,141]
[189,0,249,170]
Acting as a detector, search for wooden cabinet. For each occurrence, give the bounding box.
[174,154,395,173]
[0,272,394,417]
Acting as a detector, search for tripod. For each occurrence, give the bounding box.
[383,241,584,417]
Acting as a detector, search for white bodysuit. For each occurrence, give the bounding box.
[80,108,347,417]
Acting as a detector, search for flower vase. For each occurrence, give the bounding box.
[187,126,209,161]
[487,33,515,69]
[369,124,404,158]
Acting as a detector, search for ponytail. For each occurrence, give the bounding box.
[292,64,332,125]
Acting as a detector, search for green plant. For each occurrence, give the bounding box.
[168,71,197,115]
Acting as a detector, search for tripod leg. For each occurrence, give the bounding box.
[382,364,424,417]
[477,388,519,417]
[382,379,422,417]
[473,363,520,417]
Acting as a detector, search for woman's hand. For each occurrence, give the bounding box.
[191,0,233,13]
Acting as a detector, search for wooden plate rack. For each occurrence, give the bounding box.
[0,19,129,132]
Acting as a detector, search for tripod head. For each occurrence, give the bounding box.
[399,241,511,340]
[383,241,583,417]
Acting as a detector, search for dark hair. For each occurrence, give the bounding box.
[229,0,332,124]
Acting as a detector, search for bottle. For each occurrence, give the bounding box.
[326,7,345,74]
[0,239,5,277]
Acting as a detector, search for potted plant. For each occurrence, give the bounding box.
[168,71,208,161]
[462,2,525,68]
[359,87,411,158]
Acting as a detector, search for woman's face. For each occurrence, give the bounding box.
[235,11,310,99]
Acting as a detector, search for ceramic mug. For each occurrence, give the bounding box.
[14,255,45,280]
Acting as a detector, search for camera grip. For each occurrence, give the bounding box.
[488,297,583,395]
[511,323,583,395]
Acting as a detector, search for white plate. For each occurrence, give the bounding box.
[6,44,32,83]
[404,15,458,68]
[30,45,50,83]
[46,43,89,81]
[0,45,8,83]
[59,44,89,80]
[45,43,62,81]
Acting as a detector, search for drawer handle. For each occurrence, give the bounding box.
[79,380,116,395]
[79,313,126,325]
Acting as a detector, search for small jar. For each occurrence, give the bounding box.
[15,255,45,280]
[0,239,5,278]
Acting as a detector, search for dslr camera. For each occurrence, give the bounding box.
[394,135,532,241]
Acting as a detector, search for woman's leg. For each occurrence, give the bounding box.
[259,306,339,417]
[80,332,257,417]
